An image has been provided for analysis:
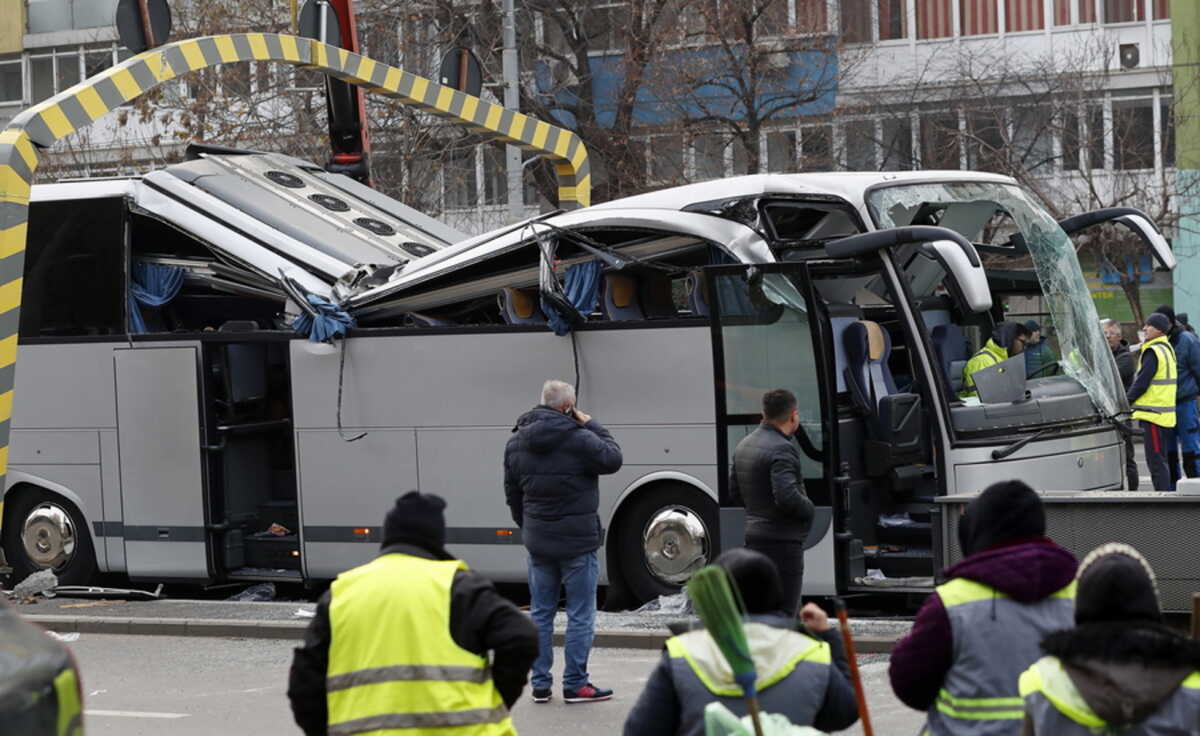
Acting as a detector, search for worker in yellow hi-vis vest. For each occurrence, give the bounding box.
[1129,313,1178,491]
[287,492,538,736]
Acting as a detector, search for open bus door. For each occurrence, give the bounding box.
[705,263,843,596]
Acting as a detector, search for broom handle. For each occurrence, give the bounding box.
[745,695,765,736]
[834,598,874,736]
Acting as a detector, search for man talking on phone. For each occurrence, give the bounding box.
[505,379,623,704]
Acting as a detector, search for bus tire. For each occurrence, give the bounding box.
[2,487,97,586]
[613,484,717,605]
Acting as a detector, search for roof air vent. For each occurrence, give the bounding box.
[400,242,437,257]
[355,217,397,237]
[265,170,305,188]
[309,193,351,212]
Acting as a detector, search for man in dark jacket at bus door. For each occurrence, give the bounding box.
[890,480,1077,736]
[729,388,815,615]
[1103,318,1138,490]
[504,379,623,704]
[287,491,538,736]
[1155,305,1200,483]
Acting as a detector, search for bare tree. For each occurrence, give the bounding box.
[646,0,851,176]
[846,35,1196,325]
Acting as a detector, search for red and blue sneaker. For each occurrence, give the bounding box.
[563,683,613,703]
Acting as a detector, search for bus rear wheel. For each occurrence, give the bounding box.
[613,485,716,605]
[2,488,96,587]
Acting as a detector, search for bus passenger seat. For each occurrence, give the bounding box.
[639,272,678,319]
[498,287,547,325]
[828,303,864,394]
[931,323,970,395]
[601,273,644,320]
[685,271,709,316]
[844,320,897,415]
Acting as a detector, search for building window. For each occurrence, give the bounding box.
[84,48,113,78]
[796,0,829,32]
[921,112,960,169]
[1065,105,1107,170]
[586,3,630,53]
[766,130,797,172]
[758,0,791,37]
[800,124,832,171]
[881,118,913,170]
[443,147,478,209]
[1113,99,1154,170]
[842,0,907,42]
[650,134,685,183]
[732,139,751,175]
[1152,0,1168,19]
[918,0,954,39]
[28,0,120,34]
[1079,0,1097,21]
[694,134,727,180]
[965,111,1004,171]
[844,119,876,170]
[482,145,509,206]
[961,0,999,36]
[1053,0,1071,24]
[1006,0,1045,31]
[1011,106,1054,172]
[0,54,21,104]
[841,0,873,43]
[1103,0,1142,23]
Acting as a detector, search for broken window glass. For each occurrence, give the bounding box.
[867,181,1126,420]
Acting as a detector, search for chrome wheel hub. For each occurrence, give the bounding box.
[21,503,76,570]
[643,505,708,585]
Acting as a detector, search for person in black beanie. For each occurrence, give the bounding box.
[1154,305,1200,484]
[1020,543,1200,733]
[891,480,1077,735]
[288,491,538,736]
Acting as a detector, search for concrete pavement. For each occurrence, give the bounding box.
[67,634,924,735]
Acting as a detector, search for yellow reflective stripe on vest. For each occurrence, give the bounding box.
[1020,656,1107,729]
[935,687,1024,720]
[937,578,1074,608]
[53,667,82,736]
[327,664,493,691]
[1183,671,1200,689]
[327,554,510,736]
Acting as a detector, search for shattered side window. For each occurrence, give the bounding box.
[868,181,1126,419]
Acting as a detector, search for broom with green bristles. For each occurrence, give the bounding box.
[687,565,765,736]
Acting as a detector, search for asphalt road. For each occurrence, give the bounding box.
[67,634,924,735]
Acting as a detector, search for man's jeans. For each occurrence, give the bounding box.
[528,550,598,691]
[1168,398,1200,487]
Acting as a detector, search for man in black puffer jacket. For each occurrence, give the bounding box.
[730,388,815,615]
[504,379,623,705]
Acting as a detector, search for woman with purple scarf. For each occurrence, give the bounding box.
[889,480,1078,735]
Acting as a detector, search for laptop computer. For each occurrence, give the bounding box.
[971,354,1028,404]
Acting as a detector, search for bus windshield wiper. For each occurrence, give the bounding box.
[991,427,1055,461]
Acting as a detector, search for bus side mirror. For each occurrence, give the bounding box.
[1058,207,1176,271]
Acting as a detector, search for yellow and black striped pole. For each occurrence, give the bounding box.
[0,33,590,541]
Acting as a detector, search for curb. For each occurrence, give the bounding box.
[24,614,899,652]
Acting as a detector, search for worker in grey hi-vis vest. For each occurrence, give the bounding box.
[890,481,1077,736]
[1020,543,1200,735]
[622,548,858,736]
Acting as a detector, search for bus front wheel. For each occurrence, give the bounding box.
[613,485,716,605]
[2,488,97,587]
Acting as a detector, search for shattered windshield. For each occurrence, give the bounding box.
[867,181,1126,419]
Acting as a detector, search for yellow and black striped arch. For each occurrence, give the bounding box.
[0,33,590,537]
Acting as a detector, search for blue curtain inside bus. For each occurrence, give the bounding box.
[128,262,185,334]
[545,260,602,335]
[292,293,356,342]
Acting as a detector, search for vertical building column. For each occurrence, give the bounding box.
[1172,0,1200,319]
